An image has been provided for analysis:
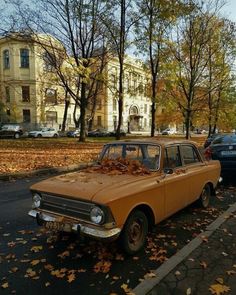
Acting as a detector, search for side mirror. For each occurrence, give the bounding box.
[163,168,174,174]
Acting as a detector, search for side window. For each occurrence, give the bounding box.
[164,146,182,169]
[181,145,200,165]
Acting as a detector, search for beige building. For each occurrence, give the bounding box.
[0,32,152,132]
[90,56,152,132]
[0,32,75,130]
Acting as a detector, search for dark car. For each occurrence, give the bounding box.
[109,129,126,137]
[87,128,111,137]
[0,124,23,139]
[203,133,220,148]
[67,129,80,138]
[204,133,236,177]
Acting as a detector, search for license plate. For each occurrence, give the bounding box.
[44,221,72,232]
[221,150,236,156]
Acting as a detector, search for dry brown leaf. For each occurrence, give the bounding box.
[209,284,231,295]
[30,245,43,253]
[200,261,208,269]
[31,259,40,266]
[1,282,9,289]
[67,273,76,283]
[226,270,236,275]
[58,251,70,259]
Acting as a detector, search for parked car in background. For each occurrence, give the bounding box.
[204,133,221,148]
[87,128,111,137]
[204,133,236,178]
[0,124,24,139]
[161,128,176,135]
[67,129,80,138]
[28,138,220,254]
[109,129,126,137]
[28,127,59,138]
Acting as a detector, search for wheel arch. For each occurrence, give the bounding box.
[127,204,155,230]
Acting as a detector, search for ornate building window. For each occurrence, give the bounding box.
[22,86,30,102]
[20,48,29,68]
[3,49,10,69]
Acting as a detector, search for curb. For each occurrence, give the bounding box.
[132,202,236,295]
[0,162,93,181]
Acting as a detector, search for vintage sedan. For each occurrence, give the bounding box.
[28,139,221,254]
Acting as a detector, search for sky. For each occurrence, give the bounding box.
[222,0,236,22]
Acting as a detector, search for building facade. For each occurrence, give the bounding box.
[0,33,152,132]
[90,56,152,132]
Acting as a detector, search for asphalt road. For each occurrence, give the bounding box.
[0,175,236,295]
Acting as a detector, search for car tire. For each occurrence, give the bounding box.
[119,210,148,255]
[198,184,211,208]
[14,133,20,139]
[37,134,42,138]
[53,134,58,138]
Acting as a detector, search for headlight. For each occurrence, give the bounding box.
[90,206,104,224]
[32,193,41,209]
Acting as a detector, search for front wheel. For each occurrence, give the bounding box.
[119,210,148,255]
[198,184,211,208]
[14,133,20,139]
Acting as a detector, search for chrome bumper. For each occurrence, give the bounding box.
[28,210,121,239]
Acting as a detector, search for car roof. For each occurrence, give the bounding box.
[106,137,197,147]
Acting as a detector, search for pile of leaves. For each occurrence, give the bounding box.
[86,158,151,176]
[0,139,103,174]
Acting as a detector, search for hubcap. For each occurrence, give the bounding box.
[128,220,143,246]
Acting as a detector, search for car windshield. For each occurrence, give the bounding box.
[212,134,236,144]
[99,143,161,170]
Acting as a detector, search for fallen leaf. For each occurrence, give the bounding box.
[67,273,76,283]
[30,245,43,253]
[209,284,230,295]
[31,259,40,266]
[186,288,192,295]
[226,270,236,275]
[1,282,9,289]
[200,261,208,269]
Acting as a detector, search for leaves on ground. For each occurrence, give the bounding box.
[209,283,231,295]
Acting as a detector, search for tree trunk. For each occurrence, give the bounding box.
[79,82,87,142]
[61,91,70,132]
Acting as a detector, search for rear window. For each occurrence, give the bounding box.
[212,135,236,144]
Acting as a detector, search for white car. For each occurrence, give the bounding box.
[161,128,176,135]
[28,127,59,138]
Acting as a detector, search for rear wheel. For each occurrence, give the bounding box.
[37,134,42,138]
[119,210,148,255]
[53,134,58,138]
[198,184,211,208]
[14,133,20,139]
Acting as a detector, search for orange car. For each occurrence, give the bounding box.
[28,139,221,254]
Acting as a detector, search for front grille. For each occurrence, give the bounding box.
[40,193,93,221]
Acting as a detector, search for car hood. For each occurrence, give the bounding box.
[30,170,156,204]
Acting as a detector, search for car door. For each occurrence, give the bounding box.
[163,145,190,217]
[180,144,206,204]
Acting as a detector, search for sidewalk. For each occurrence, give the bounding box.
[133,203,236,295]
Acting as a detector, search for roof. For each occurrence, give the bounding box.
[106,137,197,146]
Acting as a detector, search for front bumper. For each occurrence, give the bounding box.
[28,209,121,240]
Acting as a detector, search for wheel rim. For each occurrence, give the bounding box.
[128,219,144,249]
